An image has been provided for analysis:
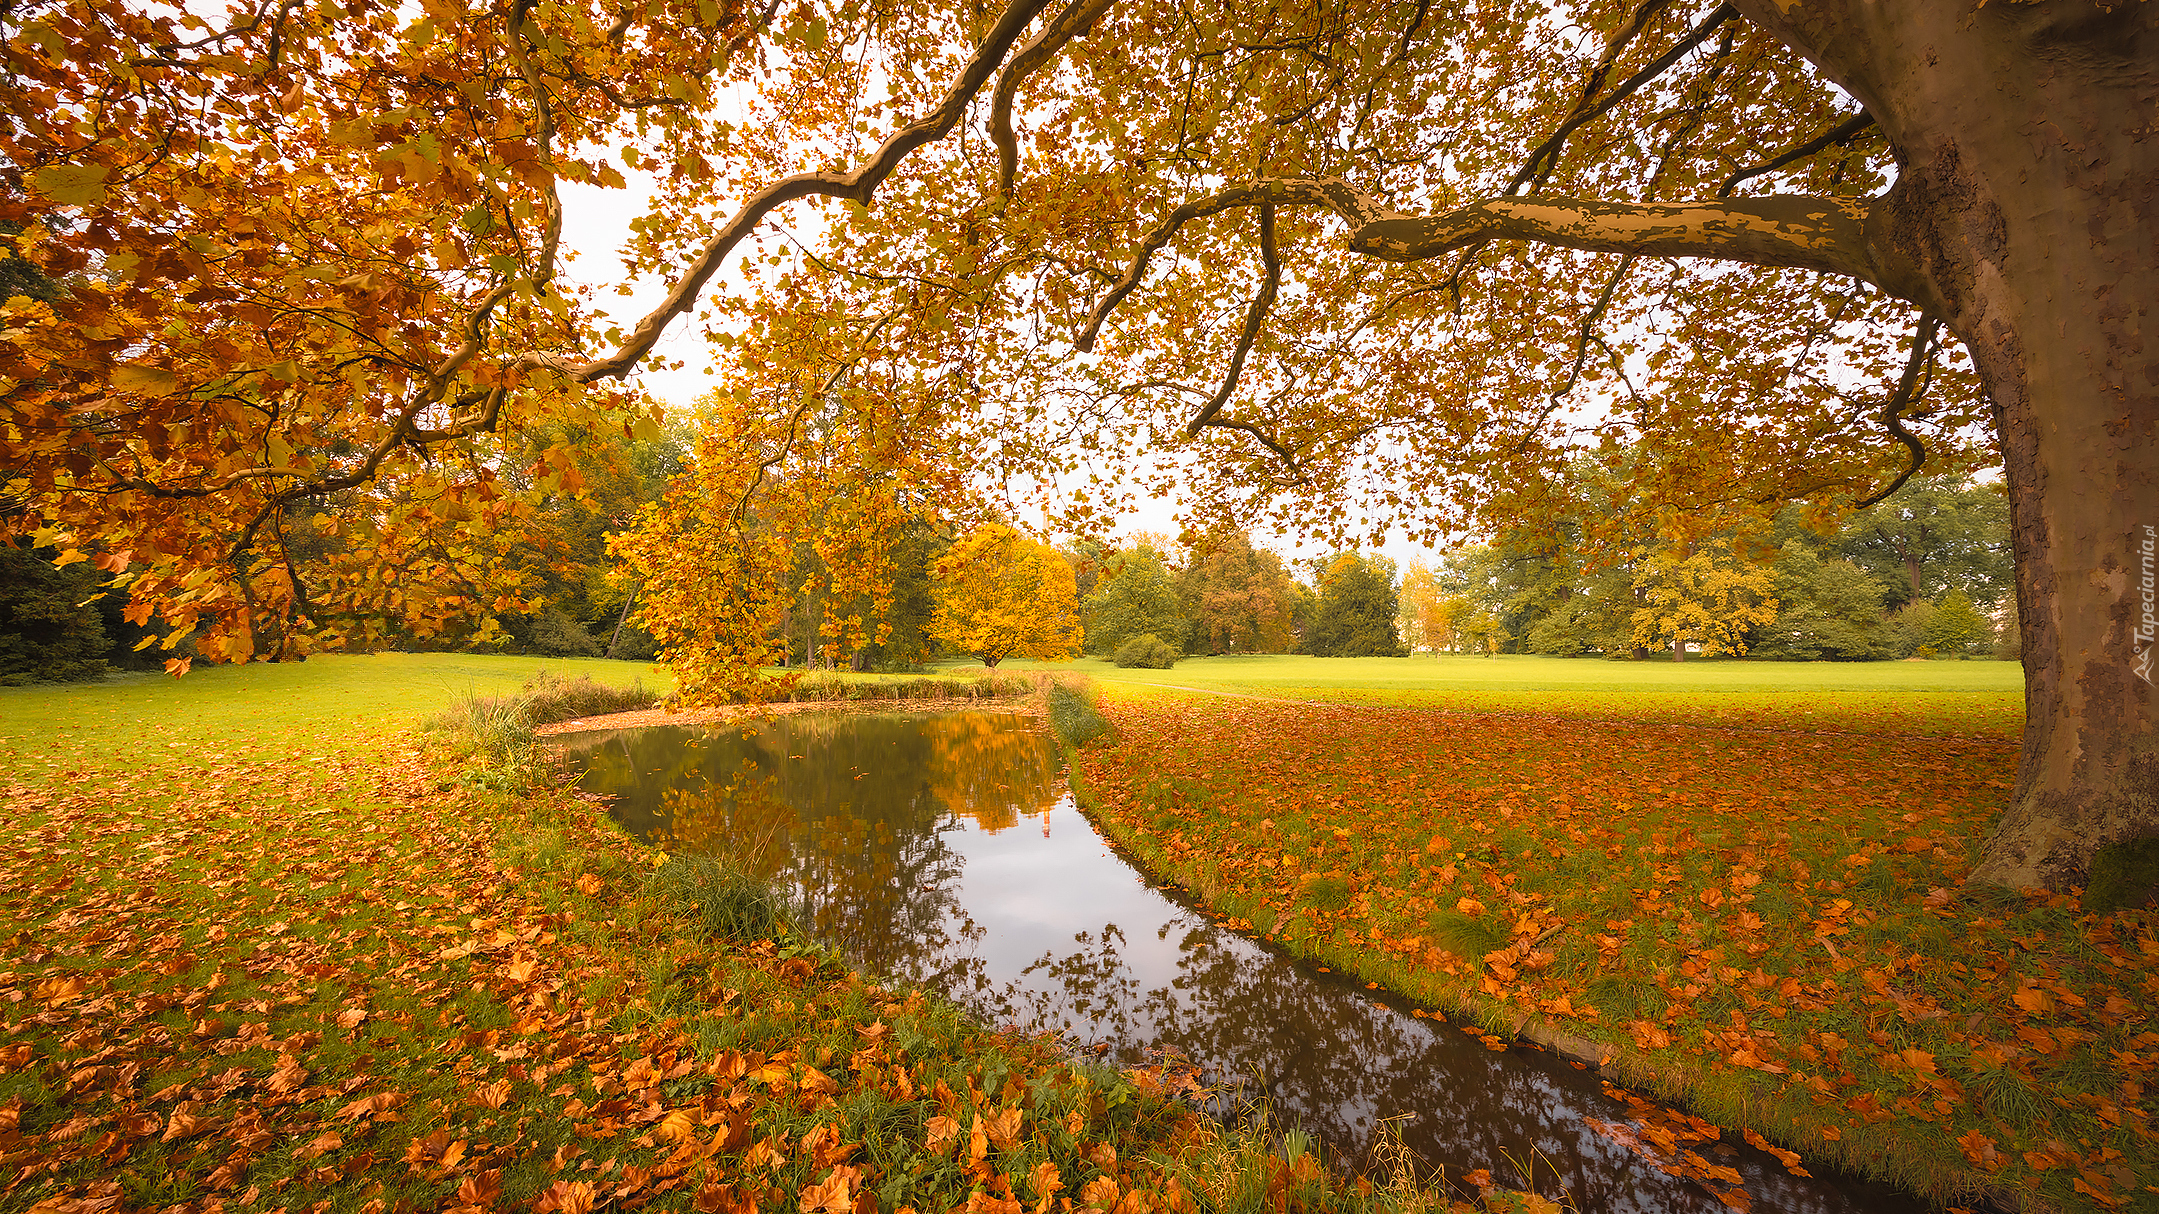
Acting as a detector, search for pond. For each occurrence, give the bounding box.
[561,710,1923,1214]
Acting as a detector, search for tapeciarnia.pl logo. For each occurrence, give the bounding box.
[2137,524,2157,686]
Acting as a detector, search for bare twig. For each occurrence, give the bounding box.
[1717,111,1876,197]
[1855,312,1940,508]
[1184,201,1280,438]
[1505,3,1739,195]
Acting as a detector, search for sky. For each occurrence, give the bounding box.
[554,179,1455,577]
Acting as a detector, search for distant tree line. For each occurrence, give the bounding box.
[1075,531,1406,660]
[1398,475,2014,661]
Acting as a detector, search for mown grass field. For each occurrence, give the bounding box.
[0,656,1407,1214]
[1063,666,2155,1214]
[995,655,2026,737]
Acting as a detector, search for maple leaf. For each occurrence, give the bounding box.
[925,1115,960,1156]
[503,956,540,983]
[983,1105,1023,1151]
[458,1170,506,1206]
[576,873,604,895]
[539,1180,597,1214]
[798,1165,860,1213]
[656,1108,699,1143]
[1955,1128,2003,1172]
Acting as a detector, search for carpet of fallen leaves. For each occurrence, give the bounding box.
[1075,689,2159,1213]
[0,716,1339,1214]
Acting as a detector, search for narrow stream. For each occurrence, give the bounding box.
[560,710,1923,1214]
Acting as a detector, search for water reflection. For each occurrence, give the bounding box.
[562,712,1922,1214]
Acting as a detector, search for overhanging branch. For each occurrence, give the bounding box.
[992,0,1118,198]
[1718,111,1876,197]
[1184,201,1280,439]
[1855,312,1940,508]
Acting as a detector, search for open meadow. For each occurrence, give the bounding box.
[1043,656,2154,1213]
[1005,654,2026,738]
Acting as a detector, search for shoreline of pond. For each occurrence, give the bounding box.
[560,708,1951,1214]
[533,693,1044,737]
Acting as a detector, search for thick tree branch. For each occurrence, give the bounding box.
[992,0,1118,198]
[1085,179,1913,357]
[1346,193,1889,283]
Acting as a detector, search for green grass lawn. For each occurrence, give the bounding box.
[990,654,2026,737]
[0,653,670,768]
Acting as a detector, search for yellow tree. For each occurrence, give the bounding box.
[930,525,1081,667]
[1629,547,1779,662]
[1397,560,1449,655]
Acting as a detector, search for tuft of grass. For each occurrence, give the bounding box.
[1047,679,1113,747]
[651,854,795,942]
[756,670,1037,705]
[1302,876,1355,912]
[1426,909,1505,962]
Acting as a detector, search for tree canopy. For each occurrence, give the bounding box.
[5,0,2154,887]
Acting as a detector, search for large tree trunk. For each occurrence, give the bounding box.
[1741,0,2159,888]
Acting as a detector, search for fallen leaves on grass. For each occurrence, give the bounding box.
[1078,695,2158,1211]
[0,736,1218,1214]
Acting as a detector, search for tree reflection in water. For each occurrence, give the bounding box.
[561,713,1924,1214]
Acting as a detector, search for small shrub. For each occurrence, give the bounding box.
[1111,633,1179,669]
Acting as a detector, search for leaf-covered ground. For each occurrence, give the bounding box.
[1074,686,2157,1213]
[0,660,1430,1214]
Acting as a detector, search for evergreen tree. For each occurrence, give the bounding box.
[0,543,111,684]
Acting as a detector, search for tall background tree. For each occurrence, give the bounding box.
[1303,553,1404,658]
[1080,541,1185,656]
[7,0,2152,887]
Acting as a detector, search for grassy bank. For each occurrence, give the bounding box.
[1068,684,2154,1213]
[998,655,2025,738]
[0,657,1440,1214]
